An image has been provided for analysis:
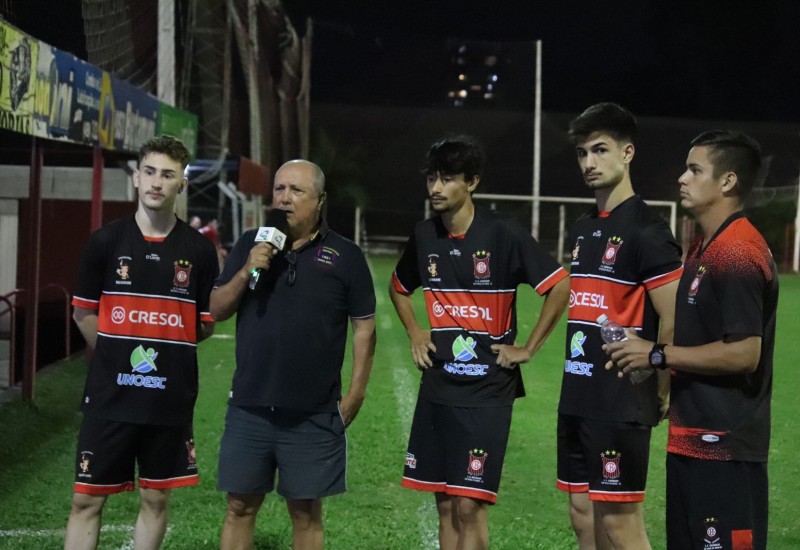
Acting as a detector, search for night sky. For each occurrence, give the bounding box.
[7,1,800,123]
[286,0,800,123]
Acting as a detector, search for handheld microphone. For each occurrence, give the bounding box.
[248,209,289,290]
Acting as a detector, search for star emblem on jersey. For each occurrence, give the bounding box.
[601,237,623,266]
[570,331,587,358]
[130,345,159,373]
[472,250,491,279]
[452,335,478,361]
[173,259,192,288]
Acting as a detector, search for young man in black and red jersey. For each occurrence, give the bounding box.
[607,130,778,550]
[557,103,683,550]
[66,135,218,550]
[390,136,570,550]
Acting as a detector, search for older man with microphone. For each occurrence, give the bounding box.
[210,159,376,550]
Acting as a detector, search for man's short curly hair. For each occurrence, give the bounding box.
[138,134,191,169]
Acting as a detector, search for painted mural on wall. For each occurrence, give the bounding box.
[0,22,38,135]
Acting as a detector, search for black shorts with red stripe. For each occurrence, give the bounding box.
[402,397,512,504]
[666,453,767,550]
[556,414,651,502]
[74,415,198,495]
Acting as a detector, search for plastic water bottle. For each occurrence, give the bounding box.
[596,314,653,384]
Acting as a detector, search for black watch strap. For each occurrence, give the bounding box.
[649,343,668,369]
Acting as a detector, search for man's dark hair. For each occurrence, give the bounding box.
[690,130,762,198]
[424,136,485,181]
[138,134,191,169]
[568,102,637,145]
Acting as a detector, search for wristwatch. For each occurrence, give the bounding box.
[649,343,668,369]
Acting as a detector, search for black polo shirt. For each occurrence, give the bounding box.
[216,221,376,412]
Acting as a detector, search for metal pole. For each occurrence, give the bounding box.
[558,204,565,263]
[91,145,103,231]
[23,139,43,401]
[794,175,800,272]
[531,39,542,239]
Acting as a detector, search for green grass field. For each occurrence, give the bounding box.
[1,255,798,549]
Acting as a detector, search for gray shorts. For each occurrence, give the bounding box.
[217,405,347,500]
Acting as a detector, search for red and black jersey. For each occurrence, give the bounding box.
[558,196,683,426]
[668,212,778,462]
[72,216,218,426]
[392,207,568,407]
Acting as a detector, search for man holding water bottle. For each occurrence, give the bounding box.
[556,103,683,549]
[606,130,777,550]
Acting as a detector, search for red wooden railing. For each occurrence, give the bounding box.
[0,284,72,390]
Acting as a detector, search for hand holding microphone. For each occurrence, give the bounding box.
[248,209,289,290]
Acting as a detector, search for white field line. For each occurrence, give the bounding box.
[372,268,439,549]
[0,523,134,539]
[0,524,171,550]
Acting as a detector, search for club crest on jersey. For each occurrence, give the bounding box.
[173,260,192,288]
[466,449,488,481]
[472,250,491,282]
[116,257,132,285]
[601,237,623,266]
[688,265,706,302]
[405,452,417,469]
[427,254,440,281]
[600,450,621,485]
[702,517,721,548]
